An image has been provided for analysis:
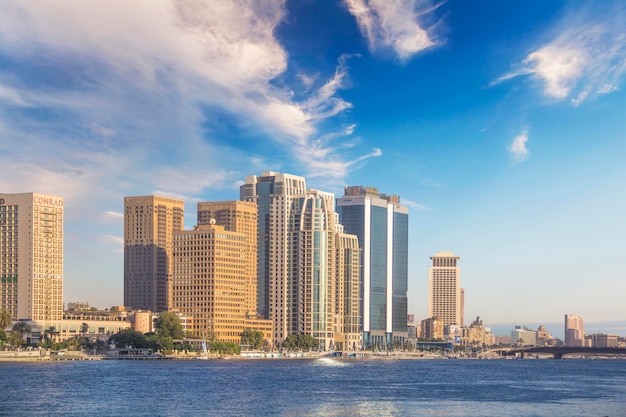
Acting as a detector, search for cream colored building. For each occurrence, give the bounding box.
[172,223,250,343]
[27,316,131,343]
[564,314,585,347]
[196,201,258,317]
[334,230,361,351]
[421,316,444,340]
[428,251,461,327]
[240,172,307,342]
[124,196,184,312]
[1,193,64,321]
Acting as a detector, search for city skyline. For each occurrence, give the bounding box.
[1,1,625,329]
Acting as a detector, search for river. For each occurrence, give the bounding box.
[1,358,624,416]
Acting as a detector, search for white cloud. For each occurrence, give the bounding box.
[495,10,626,105]
[508,130,529,162]
[402,199,429,210]
[101,234,123,245]
[104,211,124,219]
[345,0,440,60]
[0,0,373,199]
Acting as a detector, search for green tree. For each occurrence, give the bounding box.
[209,341,241,355]
[155,312,184,339]
[43,326,59,347]
[240,329,264,350]
[12,321,31,335]
[0,328,6,343]
[109,328,151,349]
[7,330,26,347]
[0,309,13,330]
[283,334,319,351]
[80,322,89,338]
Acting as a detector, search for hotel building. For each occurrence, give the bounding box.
[336,186,409,348]
[241,173,362,349]
[197,201,258,317]
[428,251,462,328]
[240,172,307,342]
[564,314,585,347]
[334,229,361,350]
[0,192,64,321]
[171,222,249,343]
[124,196,184,312]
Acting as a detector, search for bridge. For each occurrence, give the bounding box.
[492,346,626,359]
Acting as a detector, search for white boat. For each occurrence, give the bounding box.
[198,341,209,360]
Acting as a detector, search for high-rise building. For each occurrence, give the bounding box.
[337,185,409,348]
[240,172,361,349]
[428,251,461,327]
[292,190,337,350]
[172,222,248,343]
[564,314,585,347]
[197,201,258,317]
[334,229,361,351]
[0,192,64,321]
[124,196,184,312]
[240,172,306,342]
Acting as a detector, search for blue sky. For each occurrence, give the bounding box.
[1,0,625,335]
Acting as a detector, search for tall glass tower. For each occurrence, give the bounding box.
[336,186,409,349]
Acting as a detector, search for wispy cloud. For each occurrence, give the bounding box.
[508,130,529,162]
[104,211,124,220]
[101,234,124,254]
[345,0,442,61]
[402,199,430,211]
[0,0,374,206]
[494,7,626,105]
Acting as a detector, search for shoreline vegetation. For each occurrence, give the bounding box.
[2,349,625,362]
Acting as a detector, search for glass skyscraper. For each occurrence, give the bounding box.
[336,186,409,349]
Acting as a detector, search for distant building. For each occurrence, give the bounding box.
[461,316,493,347]
[129,310,155,334]
[66,302,91,312]
[495,335,512,346]
[428,252,461,327]
[511,326,537,346]
[590,333,618,348]
[536,325,554,346]
[336,185,409,348]
[459,288,465,327]
[564,314,585,347]
[124,195,184,312]
[1,192,64,322]
[421,316,444,340]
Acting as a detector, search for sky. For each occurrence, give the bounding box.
[1,0,625,336]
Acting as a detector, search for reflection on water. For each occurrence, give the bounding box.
[314,357,352,367]
[1,359,625,416]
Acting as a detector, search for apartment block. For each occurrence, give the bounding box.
[0,192,64,321]
[428,251,461,327]
[124,196,184,312]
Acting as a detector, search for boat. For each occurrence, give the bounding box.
[198,341,209,360]
[105,348,166,360]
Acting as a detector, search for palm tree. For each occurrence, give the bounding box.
[43,326,59,347]
[0,309,13,330]
[80,322,89,338]
[12,321,31,335]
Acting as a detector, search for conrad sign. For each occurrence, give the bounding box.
[33,196,63,207]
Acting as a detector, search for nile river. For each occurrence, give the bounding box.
[1,358,625,416]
